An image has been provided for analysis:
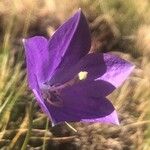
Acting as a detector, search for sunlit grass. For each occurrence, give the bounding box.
[0,0,150,149]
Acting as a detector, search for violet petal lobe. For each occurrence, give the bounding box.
[49,53,107,85]
[31,76,53,124]
[46,81,119,125]
[68,80,115,97]
[81,110,119,124]
[49,53,134,89]
[24,10,91,87]
[48,9,91,84]
[23,36,53,87]
[96,53,135,88]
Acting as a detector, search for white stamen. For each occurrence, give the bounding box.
[78,71,88,80]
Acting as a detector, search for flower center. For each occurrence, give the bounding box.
[42,71,88,107]
[42,87,63,107]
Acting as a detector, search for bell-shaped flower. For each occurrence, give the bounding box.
[23,10,134,126]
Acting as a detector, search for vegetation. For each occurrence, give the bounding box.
[0,0,150,149]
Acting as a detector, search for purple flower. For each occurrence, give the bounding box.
[23,10,134,126]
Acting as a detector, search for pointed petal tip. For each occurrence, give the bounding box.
[50,109,120,126]
[127,61,135,76]
[22,38,25,42]
[51,121,56,127]
[74,8,85,18]
[80,110,120,125]
[115,120,120,125]
[78,8,83,14]
[130,63,136,70]
[114,117,120,125]
[51,120,63,127]
[22,38,26,45]
[23,36,47,43]
[100,53,135,88]
[126,58,135,68]
[110,110,120,125]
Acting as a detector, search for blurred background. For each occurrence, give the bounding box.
[0,0,150,149]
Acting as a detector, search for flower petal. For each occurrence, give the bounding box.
[69,80,115,97]
[23,36,54,88]
[49,53,106,85]
[48,9,91,82]
[96,53,135,87]
[45,81,118,125]
[81,110,119,125]
[31,76,53,124]
[50,53,134,88]
[24,10,91,87]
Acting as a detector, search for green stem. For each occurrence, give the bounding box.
[21,101,34,150]
[42,118,49,150]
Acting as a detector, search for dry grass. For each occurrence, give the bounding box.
[0,0,150,149]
